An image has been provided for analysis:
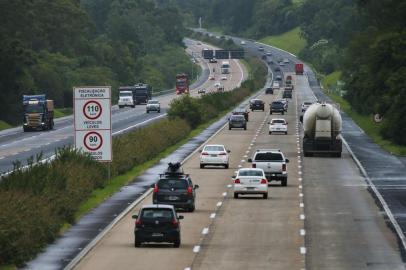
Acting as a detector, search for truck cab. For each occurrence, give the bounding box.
[118,89,135,108]
[23,95,54,132]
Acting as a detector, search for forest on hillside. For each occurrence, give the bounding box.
[0,0,194,125]
[177,0,406,145]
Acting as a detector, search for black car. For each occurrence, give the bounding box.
[153,163,199,212]
[265,87,274,94]
[232,108,249,121]
[250,99,265,111]
[132,204,183,247]
[229,115,247,130]
[270,101,285,115]
[275,75,282,81]
[283,89,292,98]
[275,67,281,72]
[261,55,267,60]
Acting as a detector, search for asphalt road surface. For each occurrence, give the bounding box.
[0,39,246,174]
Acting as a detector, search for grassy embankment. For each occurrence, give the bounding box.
[259,27,307,56]
[321,71,406,156]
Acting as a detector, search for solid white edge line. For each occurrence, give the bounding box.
[202,228,209,235]
[342,137,406,252]
[210,213,216,219]
[193,245,201,253]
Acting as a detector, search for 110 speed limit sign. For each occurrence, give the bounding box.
[74,87,112,162]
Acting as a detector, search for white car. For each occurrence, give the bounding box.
[200,144,230,169]
[214,82,221,88]
[269,118,288,135]
[272,81,280,90]
[240,41,246,45]
[221,76,227,80]
[301,101,313,112]
[146,100,160,113]
[283,58,290,63]
[198,88,206,94]
[233,168,268,199]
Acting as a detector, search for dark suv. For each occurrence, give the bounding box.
[283,89,292,99]
[132,204,183,247]
[250,99,265,111]
[152,163,199,212]
[232,108,249,121]
[265,87,274,94]
[270,101,285,115]
[229,114,247,130]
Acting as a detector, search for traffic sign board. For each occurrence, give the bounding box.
[74,86,112,162]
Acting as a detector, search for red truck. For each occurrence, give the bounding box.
[295,63,304,75]
[176,73,189,95]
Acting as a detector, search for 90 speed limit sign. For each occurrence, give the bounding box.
[74,87,112,162]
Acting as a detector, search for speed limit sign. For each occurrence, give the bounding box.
[74,87,112,162]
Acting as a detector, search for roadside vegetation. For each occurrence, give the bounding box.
[0,57,266,268]
[0,0,197,127]
[259,27,307,55]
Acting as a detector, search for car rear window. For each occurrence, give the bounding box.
[158,179,188,189]
[253,100,263,104]
[272,102,283,107]
[254,152,284,161]
[272,120,285,124]
[141,208,173,219]
[239,170,264,177]
[230,115,245,120]
[204,146,225,151]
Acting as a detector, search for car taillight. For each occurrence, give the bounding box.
[219,152,227,155]
[234,179,241,184]
[136,219,142,227]
[153,184,159,193]
[260,179,268,184]
[172,219,179,228]
[252,163,256,168]
[282,164,287,171]
[201,152,209,155]
[187,186,193,194]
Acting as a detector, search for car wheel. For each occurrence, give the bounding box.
[225,164,229,169]
[200,164,204,169]
[132,105,135,108]
[119,105,123,109]
[285,131,288,135]
[146,110,149,113]
[173,238,181,248]
[234,193,238,199]
[282,111,284,115]
[134,239,141,247]
[270,112,272,115]
[158,110,160,113]
[263,193,268,199]
[229,126,231,130]
[188,204,195,212]
[281,178,287,187]
[269,131,272,135]
[244,126,247,130]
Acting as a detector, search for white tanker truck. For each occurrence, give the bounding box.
[302,102,342,157]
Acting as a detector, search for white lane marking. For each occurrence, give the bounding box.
[300,203,304,208]
[222,192,227,197]
[202,228,209,235]
[300,247,307,255]
[238,165,242,168]
[210,213,216,219]
[216,201,223,207]
[112,114,167,135]
[300,193,303,197]
[300,229,306,236]
[299,171,302,175]
[298,177,303,181]
[299,185,303,189]
[246,150,249,154]
[227,184,232,188]
[244,155,248,158]
[193,245,201,253]
[241,160,245,163]
[300,214,306,220]
[185,268,191,270]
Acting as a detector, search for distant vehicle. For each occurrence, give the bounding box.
[261,55,267,60]
[275,75,282,81]
[250,99,265,111]
[232,108,249,121]
[209,76,215,80]
[275,67,281,72]
[266,52,272,56]
[120,84,152,105]
[285,75,294,90]
[269,118,288,135]
[279,62,285,66]
[214,82,221,88]
[229,114,247,130]
[303,103,342,157]
[301,101,313,112]
[283,89,292,99]
[248,149,289,186]
[221,61,230,74]
[152,162,199,212]
[196,41,202,45]
[176,73,189,95]
[280,99,288,111]
[132,204,183,247]
[221,76,227,80]
[258,46,264,51]
[268,60,274,65]
[272,81,280,90]
[209,58,217,63]
[200,144,230,169]
[118,90,136,108]
[146,100,160,113]
[198,88,206,94]
[270,101,285,115]
[233,168,268,199]
[23,95,54,131]
[283,58,289,63]
[295,63,304,75]
[217,84,225,92]
[240,41,246,45]
[265,87,274,94]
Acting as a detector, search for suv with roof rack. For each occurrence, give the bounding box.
[152,163,199,212]
[248,149,289,186]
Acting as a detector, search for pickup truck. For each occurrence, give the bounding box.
[248,149,289,186]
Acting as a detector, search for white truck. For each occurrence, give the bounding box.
[302,102,342,157]
[248,149,289,186]
[221,61,230,74]
[118,88,135,108]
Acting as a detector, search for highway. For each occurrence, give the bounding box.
[0,39,246,174]
[67,37,406,270]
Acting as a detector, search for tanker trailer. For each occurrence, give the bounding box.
[302,102,342,157]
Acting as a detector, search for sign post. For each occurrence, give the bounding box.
[74,87,112,163]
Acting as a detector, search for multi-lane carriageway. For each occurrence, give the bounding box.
[68,73,405,270]
[0,39,245,174]
[18,36,406,269]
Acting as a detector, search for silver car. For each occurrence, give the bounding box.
[146,100,160,113]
